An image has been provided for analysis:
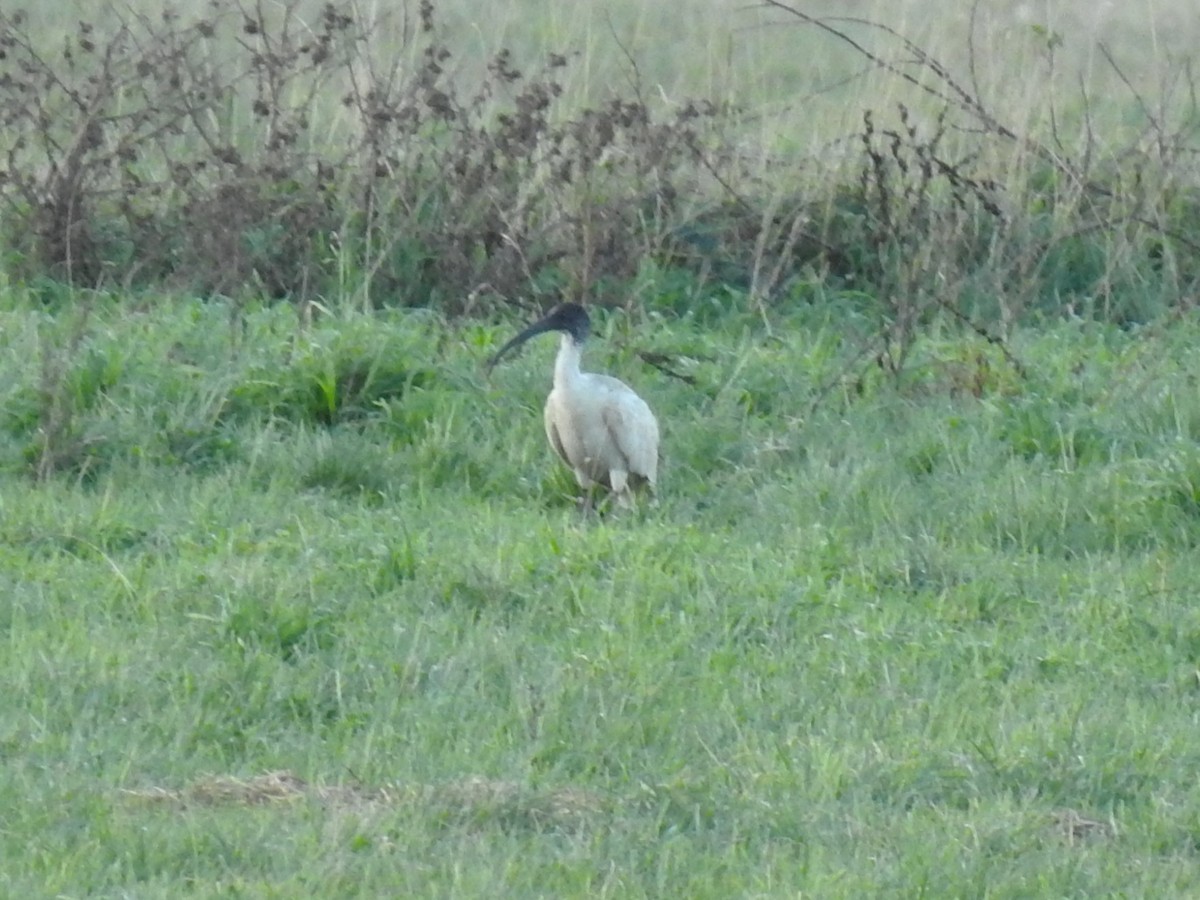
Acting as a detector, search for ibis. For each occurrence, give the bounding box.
[488,303,659,509]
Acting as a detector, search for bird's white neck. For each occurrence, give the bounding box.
[554,334,584,389]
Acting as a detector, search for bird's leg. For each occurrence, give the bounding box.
[577,486,596,518]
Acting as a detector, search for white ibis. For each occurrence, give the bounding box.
[488,303,659,509]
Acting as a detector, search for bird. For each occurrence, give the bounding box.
[487,302,659,510]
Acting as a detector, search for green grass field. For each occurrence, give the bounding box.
[5,292,1200,896]
[4,0,1200,895]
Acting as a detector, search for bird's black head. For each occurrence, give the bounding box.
[540,302,591,344]
[486,302,592,372]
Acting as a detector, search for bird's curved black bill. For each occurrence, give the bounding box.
[486,319,555,372]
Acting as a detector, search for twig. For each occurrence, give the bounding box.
[933,295,1028,380]
[636,350,697,385]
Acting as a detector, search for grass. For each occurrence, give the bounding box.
[5,291,1200,896]
[3,0,1200,894]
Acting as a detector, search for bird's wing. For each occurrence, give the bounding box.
[543,396,571,468]
[600,388,659,486]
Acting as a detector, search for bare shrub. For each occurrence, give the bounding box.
[0,0,1194,348]
[759,0,1200,391]
[0,3,355,292]
[0,1,731,309]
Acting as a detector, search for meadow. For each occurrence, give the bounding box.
[8,293,1200,896]
[3,0,1200,897]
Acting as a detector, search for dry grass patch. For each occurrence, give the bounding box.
[120,770,608,832]
[1050,807,1118,845]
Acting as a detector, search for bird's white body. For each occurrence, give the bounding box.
[544,334,658,504]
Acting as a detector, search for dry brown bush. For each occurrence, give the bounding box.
[0,0,737,311]
[0,0,1195,336]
